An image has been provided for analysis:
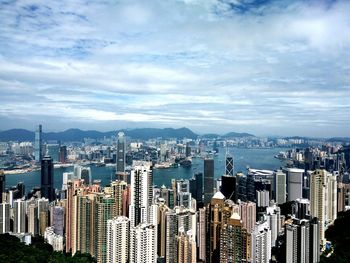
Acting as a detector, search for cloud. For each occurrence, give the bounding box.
[0,0,349,136]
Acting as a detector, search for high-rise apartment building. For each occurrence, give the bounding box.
[129,223,157,263]
[310,169,337,246]
[13,199,26,233]
[0,203,10,234]
[250,220,271,263]
[106,216,129,263]
[129,163,153,227]
[220,212,251,263]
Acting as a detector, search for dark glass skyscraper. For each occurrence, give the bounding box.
[41,155,54,201]
[225,156,234,176]
[204,158,214,204]
[221,175,237,202]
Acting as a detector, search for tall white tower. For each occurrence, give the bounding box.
[106,216,129,263]
[129,162,153,227]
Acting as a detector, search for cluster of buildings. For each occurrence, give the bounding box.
[0,126,350,263]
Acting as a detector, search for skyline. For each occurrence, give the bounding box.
[1,0,350,136]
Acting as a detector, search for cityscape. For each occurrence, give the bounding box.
[1,0,350,263]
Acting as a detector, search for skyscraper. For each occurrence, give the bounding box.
[225,155,234,176]
[221,175,237,202]
[284,218,320,263]
[286,168,304,201]
[129,163,153,227]
[106,216,130,263]
[13,199,26,233]
[251,220,272,263]
[41,154,54,201]
[204,158,214,204]
[34,124,42,162]
[117,132,126,175]
[0,170,5,203]
[0,203,10,234]
[310,169,337,246]
[219,212,250,263]
[274,170,286,204]
[129,223,157,263]
[177,229,196,263]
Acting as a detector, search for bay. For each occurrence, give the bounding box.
[6,147,287,193]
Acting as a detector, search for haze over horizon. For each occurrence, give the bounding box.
[1,0,349,137]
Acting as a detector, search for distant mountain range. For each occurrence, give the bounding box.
[0,127,255,142]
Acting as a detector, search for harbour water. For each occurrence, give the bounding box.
[6,147,287,193]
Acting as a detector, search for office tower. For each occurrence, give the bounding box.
[34,124,42,162]
[257,190,270,208]
[177,229,196,263]
[285,218,320,263]
[129,223,157,263]
[28,203,38,235]
[13,199,26,233]
[52,206,64,236]
[266,203,281,247]
[220,212,250,263]
[195,172,203,205]
[204,159,214,204]
[274,170,286,204]
[44,227,64,251]
[251,220,272,263]
[286,168,304,201]
[225,155,234,176]
[16,182,25,198]
[0,203,10,234]
[106,216,129,263]
[41,154,54,201]
[246,172,255,201]
[129,163,153,227]
[117,132,126,174]
[0,170,5,203]
[295,198,310,220]
[221,175,237,202]
[59,145,67,163]
[207,191,236,263]
[310,169,337,246]
[47,144,60,162]
[237,172,247,201]
[198,207,206,262]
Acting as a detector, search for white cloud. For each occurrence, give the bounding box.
[0,0,349,136]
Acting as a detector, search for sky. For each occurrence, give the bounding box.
[0,0,349,137]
